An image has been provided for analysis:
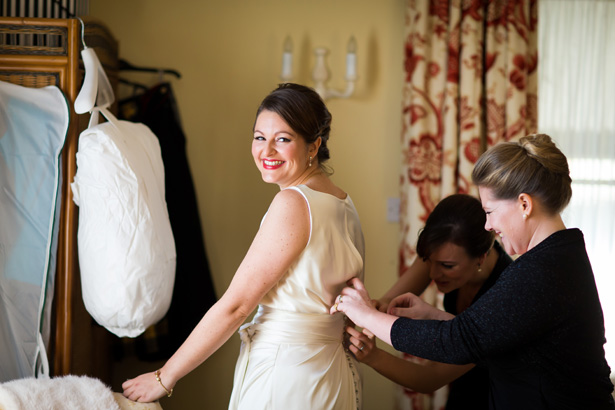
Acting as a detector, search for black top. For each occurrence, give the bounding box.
[442,241,512,410]
[392,229,614,410]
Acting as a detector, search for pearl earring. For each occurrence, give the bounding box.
[477,265,482,273]
[523,214,528,220]
[309,156,312,167]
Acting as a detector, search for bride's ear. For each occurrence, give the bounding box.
[309,137,322,157]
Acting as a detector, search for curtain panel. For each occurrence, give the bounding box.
[398,1,538,408]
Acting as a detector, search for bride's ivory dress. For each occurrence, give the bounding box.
[229,185,365,410]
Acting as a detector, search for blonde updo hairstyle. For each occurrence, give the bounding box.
[471,134,572,215]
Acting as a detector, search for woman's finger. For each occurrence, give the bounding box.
[348,330,372,351]
[348,338,365,355]
[348,343,362,356]
[362,328,375,338]
[329,303,339,315]
[346,277,366,292]
[371,299,381,310]
[347,334,362,348]
[339,286,357,298]
[345,325,361,338]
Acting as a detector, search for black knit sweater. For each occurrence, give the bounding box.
[391,229,614,410]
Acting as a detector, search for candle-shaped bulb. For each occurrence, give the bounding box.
[281,36,293,81]
[284,36,293,53]
[346,36,357,80]
[347,36,357,54]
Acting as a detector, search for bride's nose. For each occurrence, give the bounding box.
[264,140,277,156]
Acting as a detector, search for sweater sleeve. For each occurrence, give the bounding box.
[390,238,574,364]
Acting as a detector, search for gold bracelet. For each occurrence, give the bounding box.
[154,369,173,398]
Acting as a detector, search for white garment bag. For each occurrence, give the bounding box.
[71,108,176,337]
[71,36,176,338]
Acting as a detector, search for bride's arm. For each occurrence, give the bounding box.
[122,189,310,402]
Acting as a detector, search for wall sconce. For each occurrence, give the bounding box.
[280,35,357,101]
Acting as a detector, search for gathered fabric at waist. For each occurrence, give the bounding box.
[230,305,361,410]
[239,305,345,346]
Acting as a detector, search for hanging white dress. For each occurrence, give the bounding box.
[229,184,365,410]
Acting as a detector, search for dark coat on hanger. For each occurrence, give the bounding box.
[118,83,217,360]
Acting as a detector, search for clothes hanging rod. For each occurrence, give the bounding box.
[119,59,181,79]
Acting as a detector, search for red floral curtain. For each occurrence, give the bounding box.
[398,1,538,409]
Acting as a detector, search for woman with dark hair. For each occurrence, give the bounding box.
[347,194,511,409]
[333,134,614,409]
[123,83,365,409]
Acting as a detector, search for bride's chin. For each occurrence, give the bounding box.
[261,176,280,186]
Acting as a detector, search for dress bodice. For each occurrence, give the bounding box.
[259,184,365,313]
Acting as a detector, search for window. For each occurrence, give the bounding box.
[539,0,615,375]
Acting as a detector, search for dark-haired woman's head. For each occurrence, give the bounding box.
[416,194,496,293]
[417,194,495,260]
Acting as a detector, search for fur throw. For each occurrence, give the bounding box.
[0,375,120,410]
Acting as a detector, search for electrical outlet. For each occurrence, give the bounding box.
[387,197,400,222]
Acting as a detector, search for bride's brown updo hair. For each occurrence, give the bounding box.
[471,134,572,214]
[255,83,332,172]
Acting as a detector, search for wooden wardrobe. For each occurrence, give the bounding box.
[0,16,118,382]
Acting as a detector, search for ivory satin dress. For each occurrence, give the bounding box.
[229,185,365,410]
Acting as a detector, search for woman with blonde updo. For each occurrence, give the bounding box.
[332,134,614,409]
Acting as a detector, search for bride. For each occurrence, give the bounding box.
[122,83,365,410]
